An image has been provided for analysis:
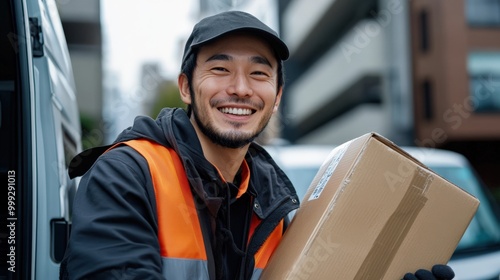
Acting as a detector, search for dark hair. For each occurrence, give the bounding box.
[180,49,285,116]
[181,50,197,116]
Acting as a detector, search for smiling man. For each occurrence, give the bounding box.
[61,11,299,280]
[60,10,455,280]
[184,33,279,149]
[180,31,284,181]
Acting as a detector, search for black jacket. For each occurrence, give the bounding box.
[60,108,299,280]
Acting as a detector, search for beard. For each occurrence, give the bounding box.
[189,89,273,149]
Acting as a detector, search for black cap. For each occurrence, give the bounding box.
[181,11,289,68]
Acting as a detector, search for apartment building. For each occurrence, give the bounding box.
[410,0,500,188]
[278,0,500,189]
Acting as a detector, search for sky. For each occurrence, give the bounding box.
[102,0,197,89]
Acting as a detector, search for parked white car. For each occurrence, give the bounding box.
[265,144,500,280]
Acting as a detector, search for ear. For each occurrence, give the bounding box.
[178,73,192,105]
[273,86,283,113]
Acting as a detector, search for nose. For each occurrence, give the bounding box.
[227,73,253,97]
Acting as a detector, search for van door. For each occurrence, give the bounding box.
[1,0,35,278]
[1,0,82,278]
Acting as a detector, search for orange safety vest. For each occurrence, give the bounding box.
[120,139,283,279]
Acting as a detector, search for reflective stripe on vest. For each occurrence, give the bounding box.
[122,139,283,279]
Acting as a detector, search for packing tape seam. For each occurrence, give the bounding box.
[353,166,433,280]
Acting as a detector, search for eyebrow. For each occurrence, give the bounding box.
[250,56,272,68]
[206,54,230,62]
[205,53,273,68]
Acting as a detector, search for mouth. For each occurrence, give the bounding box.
[218,107,255,116]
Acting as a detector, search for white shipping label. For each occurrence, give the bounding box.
[308,140,351,201]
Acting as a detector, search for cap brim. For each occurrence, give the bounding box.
[191,27,289,61]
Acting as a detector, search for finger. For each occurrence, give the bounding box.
[415,269,437,280]
[402,273,419,280]
[432,264,455,279]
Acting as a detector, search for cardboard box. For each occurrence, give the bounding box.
[261,133,479,280]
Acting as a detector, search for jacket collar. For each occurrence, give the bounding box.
[68,108,298,219]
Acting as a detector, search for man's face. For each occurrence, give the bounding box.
[181,33,282,149]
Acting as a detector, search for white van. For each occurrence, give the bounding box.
[266,144,500,280]
[1,0,82,278]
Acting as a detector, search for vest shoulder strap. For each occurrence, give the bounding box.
[123,139,208,260]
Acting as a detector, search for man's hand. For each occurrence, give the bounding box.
[402,264,455,280]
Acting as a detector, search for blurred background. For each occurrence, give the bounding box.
[54,0,500,200]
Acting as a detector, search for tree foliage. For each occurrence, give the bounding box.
[149,80,186,118]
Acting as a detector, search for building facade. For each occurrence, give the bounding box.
[278,0,500,190]
[56,0,103,146]
[410,0,500,188]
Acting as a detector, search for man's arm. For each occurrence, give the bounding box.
[61,146,164,280]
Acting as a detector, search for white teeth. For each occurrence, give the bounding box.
[220,107,252,115]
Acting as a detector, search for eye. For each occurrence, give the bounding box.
[212,67,228,72]
[251,70,272,79]
[252,71,268,76]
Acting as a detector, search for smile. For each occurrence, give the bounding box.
[219,107,254,116]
